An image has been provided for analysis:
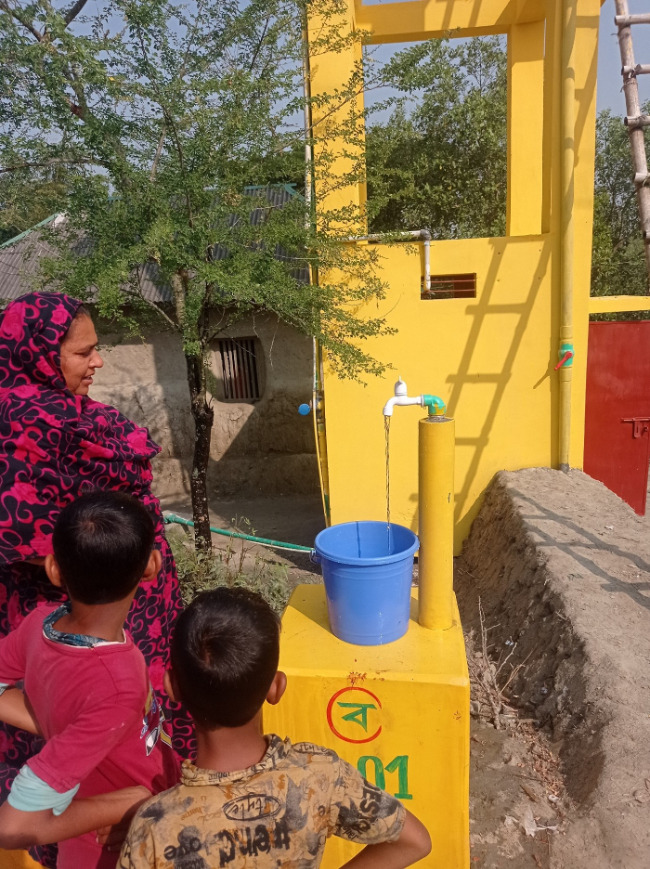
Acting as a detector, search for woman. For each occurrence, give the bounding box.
[0,292,191,861]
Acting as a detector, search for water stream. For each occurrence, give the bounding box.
[384,415,391,554]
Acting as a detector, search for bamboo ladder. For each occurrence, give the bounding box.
[615,0,650,280]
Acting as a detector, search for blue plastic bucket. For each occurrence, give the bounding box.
[312,521,419,645]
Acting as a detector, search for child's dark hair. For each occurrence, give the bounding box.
[170,587,280,729]
[52,491,155,605]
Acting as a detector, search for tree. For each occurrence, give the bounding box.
[591,107,649,303]
[0,0,391,551]
[0,169,73,244]
[365,36,507,238]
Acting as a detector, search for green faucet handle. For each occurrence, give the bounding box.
[422,395,446,416]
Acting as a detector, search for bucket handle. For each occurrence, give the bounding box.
[310,550,321,565]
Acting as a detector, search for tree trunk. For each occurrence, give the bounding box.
[185,352,215,554]
[171,271,215,554]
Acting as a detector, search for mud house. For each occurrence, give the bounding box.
[0,192,320,505]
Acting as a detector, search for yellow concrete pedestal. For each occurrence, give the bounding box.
[264,584,470,868]
[0,849,40,868]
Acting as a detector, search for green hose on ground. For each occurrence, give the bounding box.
[164,512,313,554]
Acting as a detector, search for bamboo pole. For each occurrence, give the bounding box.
[615,13,650,26]
[615,0,650,280]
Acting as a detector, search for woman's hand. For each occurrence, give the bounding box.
[0,686,42,735]
[95,786,152,850]
[0,785,151,850]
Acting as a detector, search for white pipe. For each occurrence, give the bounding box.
[383,377,424,416]
[383,395,423,417]
[301,15,314,224]
[423,235,430,291]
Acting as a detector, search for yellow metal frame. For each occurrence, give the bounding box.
[589,296,650,314]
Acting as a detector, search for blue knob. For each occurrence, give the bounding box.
[298,403,311,416]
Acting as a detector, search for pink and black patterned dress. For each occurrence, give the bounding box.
[0,292,192,863]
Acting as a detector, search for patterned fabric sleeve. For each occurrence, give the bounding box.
[118,814,156,869]
[328,758,406,845]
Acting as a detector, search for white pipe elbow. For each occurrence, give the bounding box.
[383,395,423,417]
[383,397,397,417]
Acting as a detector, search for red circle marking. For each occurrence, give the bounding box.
[326,686,382,744]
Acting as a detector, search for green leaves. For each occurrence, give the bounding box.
[591,107,650,305]
[1,0,393,383]
[365,35,507,239]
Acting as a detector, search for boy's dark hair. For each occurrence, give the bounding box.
[52,491,155,605]
[170,587,280,729]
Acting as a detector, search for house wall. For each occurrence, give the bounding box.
[91,313,320,504]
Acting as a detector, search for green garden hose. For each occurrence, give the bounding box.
[164,513,313,554]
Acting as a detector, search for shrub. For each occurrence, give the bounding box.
[167,520,292,615]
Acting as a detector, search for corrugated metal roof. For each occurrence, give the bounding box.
[0,186,309,303]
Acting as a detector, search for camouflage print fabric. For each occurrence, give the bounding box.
[119,734,406,868]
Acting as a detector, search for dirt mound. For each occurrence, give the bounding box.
[456,468,650,868]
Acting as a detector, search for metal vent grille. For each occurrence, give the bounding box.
[218,338,261,402]
[421,273,477,299]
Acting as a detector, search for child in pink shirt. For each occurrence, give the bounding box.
[0,491,179,867]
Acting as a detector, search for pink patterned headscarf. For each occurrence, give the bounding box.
[0,292,162,565]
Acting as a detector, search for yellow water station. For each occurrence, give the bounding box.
[265,382,469,867]
[310,0,606,554]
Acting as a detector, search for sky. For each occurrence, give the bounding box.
[597,0,650,113]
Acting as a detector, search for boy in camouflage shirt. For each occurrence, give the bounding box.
[119,588,431,868]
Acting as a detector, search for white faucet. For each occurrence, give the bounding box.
[383,378,424,417]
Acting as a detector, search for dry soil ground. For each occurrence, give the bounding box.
[165,469,650,869]
[456,469,650,869]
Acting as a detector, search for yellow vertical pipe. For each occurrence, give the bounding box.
[312,342,331,525]
[418,415,455,631]
[559,0,576,471]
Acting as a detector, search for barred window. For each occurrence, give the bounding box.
[217,338,261,402]
[421,273,477,300]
